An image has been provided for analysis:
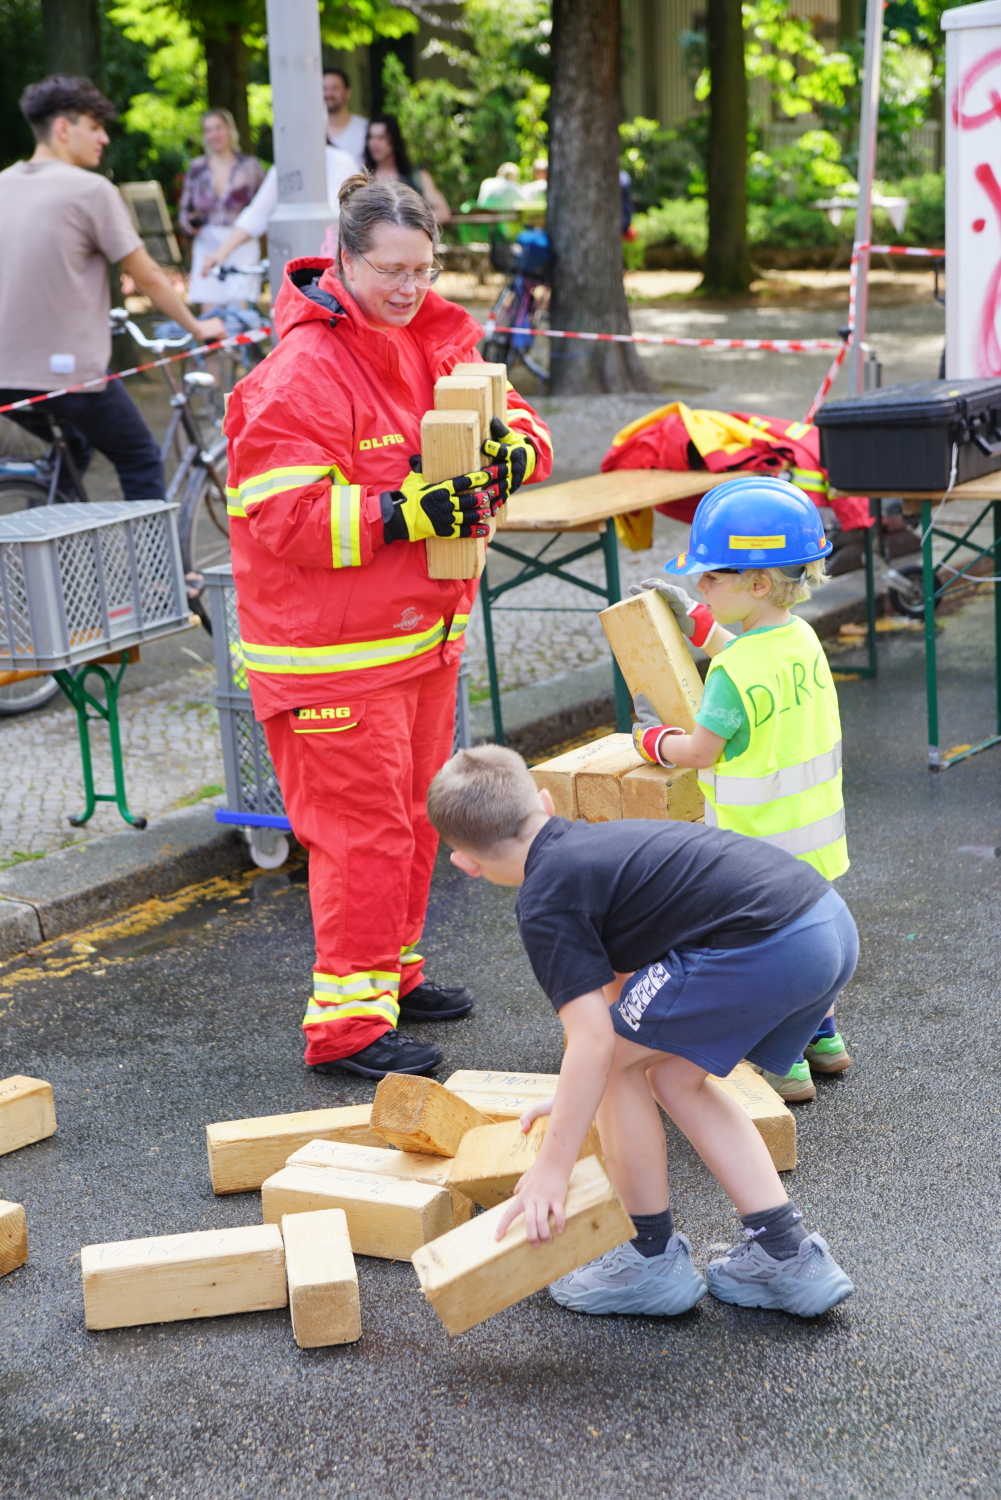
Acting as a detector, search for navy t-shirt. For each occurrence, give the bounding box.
[515,818,829,1012]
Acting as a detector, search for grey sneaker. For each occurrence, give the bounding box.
[549,1235,707,1317]
[706,1232,854,1317]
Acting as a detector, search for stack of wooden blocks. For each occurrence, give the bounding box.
[0,1074,58,1281]
[532,585,708,823]
[422,361,508,581]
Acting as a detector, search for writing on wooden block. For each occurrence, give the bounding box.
[422,408,486,581]
[81,1224,287,1330]
[450,361,507,420]
[530,733,636,820]
[448,1117,603,1209]
[449,1090,556,1123]
[287,1138,473,1227]
[206,1104,382,1195]
[710,1063,796,1172]
[575,740,647,823]
[444,1070,559,1098]
[371,1074,489,1157]
[281,1209,360,1347]
[0,1199,28,1277]
[0,1075,57,1156]
[412,1156,634,1335]
[599,591,703,732]
[620,763,705,822]
[262,1164,452,1259]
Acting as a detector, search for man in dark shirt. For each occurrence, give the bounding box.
[427,744,858,1320]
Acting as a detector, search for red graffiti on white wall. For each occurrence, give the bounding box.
[954,48,1001,375]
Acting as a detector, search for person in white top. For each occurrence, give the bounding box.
[323,68,368,168]
[200,142,357,277]
[477,162,525,208]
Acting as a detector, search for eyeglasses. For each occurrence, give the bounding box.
[358,253,442,289]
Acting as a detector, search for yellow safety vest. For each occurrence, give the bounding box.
[697,616,848,880]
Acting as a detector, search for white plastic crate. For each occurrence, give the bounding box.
[0,501,188,672]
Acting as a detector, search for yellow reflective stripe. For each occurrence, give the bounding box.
[786,422,812,440]
[303,996,400,1027]
[447,613,470,641]
[226,464,334,517]
[747,415,771,431]
[312,969,400,998]
[400,941,423,966]
[240,618,446,675]
[331,485,362,568]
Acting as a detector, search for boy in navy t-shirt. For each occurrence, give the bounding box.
[426,744,857,1318]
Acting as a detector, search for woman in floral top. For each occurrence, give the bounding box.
[179,109,265,309]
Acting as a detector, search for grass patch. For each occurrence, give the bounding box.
[175,783,225,808]
[0,850,45,872]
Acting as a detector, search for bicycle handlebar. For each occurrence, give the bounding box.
[213,261,269,280]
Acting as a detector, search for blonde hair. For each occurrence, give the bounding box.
[201,107,240,153]
[736,558,828,608]
[427,746,541,854]
[336,172,439,277]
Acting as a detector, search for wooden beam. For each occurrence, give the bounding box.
[287,1138,474,1227]
[448,1117,602,1208]
[412,1156,634,1335]
[0,1200,28,1277]
[262,1164,452,1258]
[712,1063,796,1171]
[575,741,647,822]
[422,408,485,581]
[450,362,507,420]
[448,1090,558,1123]
[370,1074,490,1157]
[620,763,705,822]
[599,591,703,732]
[0,1075,57,1157]
[444,1070,559,1097]
[281,1209,361,1347]
[206,1105,383,1195]
[434,374,493,430]
[81,1224,287,1330]
[530,733,636,820]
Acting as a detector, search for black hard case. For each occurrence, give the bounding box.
[815,379,1001,492]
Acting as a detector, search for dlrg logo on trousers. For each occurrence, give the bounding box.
[359,434,405,451]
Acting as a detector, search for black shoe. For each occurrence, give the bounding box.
[310,1030,443,1080]
[398,979,474,1023]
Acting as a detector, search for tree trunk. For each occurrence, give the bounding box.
[703,0,751,295]
[548,0,653,393]
[204,23,250,150]
[41,0,101,83]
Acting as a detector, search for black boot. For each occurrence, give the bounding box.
[311,1030,443,1080]
[398,980,474,1023]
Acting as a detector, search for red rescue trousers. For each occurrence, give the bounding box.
[263,659,459,1064]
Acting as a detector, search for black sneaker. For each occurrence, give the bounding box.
[311,1030,443,1080]
[398,980,474,1023]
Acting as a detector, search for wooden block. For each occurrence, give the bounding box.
[449,1091,558,1122]
[448,1117,602,1209]
[370,1074,490,1157]
[575,741,647,822]
[434,374,493,430]
[530,733,636,820]
[450,361,507,420]
[81,1224,287,1330]
[281,1209,360,1347]
[206,1105,383,1195]
[444,1070,559,1098]
[287,1138,474,1227]
[620,763,705,822]
[422,408,485,581]
[262,1164,452,1258]
[711,1063,797,1171]
[0,1200,28,1277]
[412,1156,634,1335]
[0,1075,56,1156]
[599,591,703,732]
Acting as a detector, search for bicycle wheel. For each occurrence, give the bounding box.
[0,674,62,715]
[0,476,67,517]
[483,285,518,366]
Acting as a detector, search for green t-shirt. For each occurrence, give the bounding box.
[695,626,783,762]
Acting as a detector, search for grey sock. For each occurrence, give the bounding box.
[631,1208,675,1259]
[741,1200,807,1260]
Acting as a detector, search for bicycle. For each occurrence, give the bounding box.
[482,228,552,391]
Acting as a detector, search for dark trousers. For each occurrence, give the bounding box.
[0,379,165,501]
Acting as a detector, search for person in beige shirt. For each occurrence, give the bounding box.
[0,75,225,503]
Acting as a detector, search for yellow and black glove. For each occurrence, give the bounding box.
[481,416,538,494]
[381,456,510,544]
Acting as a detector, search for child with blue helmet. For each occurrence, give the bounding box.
[630,475,852,1102]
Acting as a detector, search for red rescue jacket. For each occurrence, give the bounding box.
[225,259,552,719]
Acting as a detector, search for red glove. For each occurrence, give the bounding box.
[633,694,685,767]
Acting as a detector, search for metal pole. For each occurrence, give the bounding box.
[264,0,334,292]
[846,0,884,393]
[479,565,506,745]
[994,501,1001,735]
[922,499,939,768]
[600,524,633,733]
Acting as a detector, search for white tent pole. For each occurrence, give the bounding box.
[846,0,885,393]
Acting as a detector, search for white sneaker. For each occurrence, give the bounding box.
[549,1235,707,1316]
[706,1232,854,1317]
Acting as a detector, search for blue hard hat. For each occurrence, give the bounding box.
[662,476,833,576]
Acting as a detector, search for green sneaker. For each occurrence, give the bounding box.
[804,1032,852,1074]
[761,1059,816,1103]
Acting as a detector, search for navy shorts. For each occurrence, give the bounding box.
[611,888,858,1077]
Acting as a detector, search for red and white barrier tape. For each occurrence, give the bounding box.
[0,327,270,416]
[484,322,843,353]
[867,243,944,257]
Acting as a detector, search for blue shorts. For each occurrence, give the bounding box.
[611,888,858,1077]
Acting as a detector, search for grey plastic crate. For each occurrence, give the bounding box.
[0,501,187,672]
